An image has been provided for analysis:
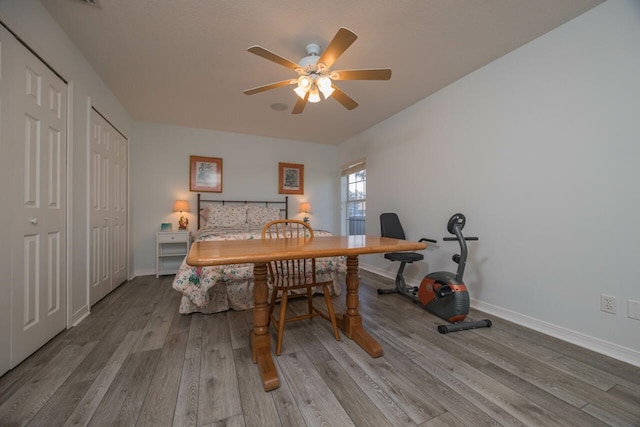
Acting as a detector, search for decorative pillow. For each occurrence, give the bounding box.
[200,204,213,224]
[246,206,281,226]
[206,205,247,227]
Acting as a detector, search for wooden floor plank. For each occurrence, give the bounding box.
[291,323,395,427]
[456,329,640,421]
[227,309,251,351]
[233,344,281,426]
[88,349,161,426]
[472,318,622,391]
[0,332,70,404]
[373,331,498,427]
[198,313,242,425]
[132,277,182,353]
[304,312,418,426]
[268,367,307,427]
[478,363,607,427]
[63,330,142,427]
[423,411,467,427]
[136,323,190,426]
[276,350,355,426]
[477,312,640,385]
[582,401,640,427]
[173,314,202,427]
[64,299,150,386]
[0,341,97,426]
[28,380,94,427]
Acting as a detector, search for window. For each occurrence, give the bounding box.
[341,159,366,235]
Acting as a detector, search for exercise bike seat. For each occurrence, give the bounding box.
[384,251,423,263]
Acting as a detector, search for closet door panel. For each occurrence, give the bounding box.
[6,26,68,368]
[89,118,111,305]
[89,108,128,306]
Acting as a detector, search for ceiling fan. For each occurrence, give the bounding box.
[243,28,392,114]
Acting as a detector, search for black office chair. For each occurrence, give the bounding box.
[378,213,436,295]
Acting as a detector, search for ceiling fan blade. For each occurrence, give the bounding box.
[332,69,392,81]
[292,92,309,114]
[331,85,359,110]
[317,28,358,69]
[243,79,297,95]
[247,46,301,70]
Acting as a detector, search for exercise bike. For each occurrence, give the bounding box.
[378,213,491,334]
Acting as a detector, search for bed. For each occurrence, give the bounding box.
[172,195,346,314]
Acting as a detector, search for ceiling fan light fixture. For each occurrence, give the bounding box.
[294,85,308,99]
[294,75,313,99]
[298,75,312,89]
[308,86,321,103]
[317,76,334,98]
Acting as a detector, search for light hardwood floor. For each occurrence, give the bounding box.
[1,271,639,426]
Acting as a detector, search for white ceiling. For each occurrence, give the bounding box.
[40,0,603,145]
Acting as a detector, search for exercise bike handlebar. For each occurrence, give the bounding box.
[419,238,438,243]
[443,237,478,241]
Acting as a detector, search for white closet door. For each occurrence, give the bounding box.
[2,26,68,368]
[89,109,127,306]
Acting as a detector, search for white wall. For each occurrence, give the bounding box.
[339,0,640,365]
[0,0,134,325]
[131,122,339,275]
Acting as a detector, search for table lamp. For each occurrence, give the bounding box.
[173,200,190,230]
[299,202,311,223]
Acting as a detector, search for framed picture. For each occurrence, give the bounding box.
[278,162,304,194]
[160,223,172,232]
[190,156,222,192]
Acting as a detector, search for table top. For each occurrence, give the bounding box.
[186,235,428,267]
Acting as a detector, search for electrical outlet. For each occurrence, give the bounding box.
[628,299,640,320]
[601,295,617,314]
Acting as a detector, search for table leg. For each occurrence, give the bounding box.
[337,255,383,358]
[250,262,279,391]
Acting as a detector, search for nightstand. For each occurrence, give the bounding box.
[156,231,190,277]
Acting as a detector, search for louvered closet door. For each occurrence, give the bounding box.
[89,108,127,306]
[2,26,68,368]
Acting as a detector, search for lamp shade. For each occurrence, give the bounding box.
[299,202,311,213]
[173,200,190,213]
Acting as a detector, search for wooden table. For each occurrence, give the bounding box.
[186,235,427,391]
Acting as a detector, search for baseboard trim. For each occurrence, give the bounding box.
[134,268,156,277]
[71,305,90,327]
[359,263,640,368]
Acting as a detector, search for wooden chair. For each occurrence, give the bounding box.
[261,219,340,355]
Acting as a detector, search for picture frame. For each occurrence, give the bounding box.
[190,156,223,192]
[160,223,172,232]
[278,162,304,195]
